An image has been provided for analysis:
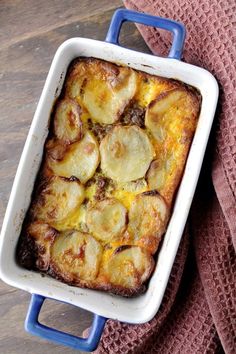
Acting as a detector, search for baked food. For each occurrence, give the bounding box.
[17,58,201,297]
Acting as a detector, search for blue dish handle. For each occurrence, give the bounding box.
[25,294,107,352]
[105,8,185,60]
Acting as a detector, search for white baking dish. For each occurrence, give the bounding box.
[0,9,218,352]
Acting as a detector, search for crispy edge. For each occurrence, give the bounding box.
[16,222,58,271]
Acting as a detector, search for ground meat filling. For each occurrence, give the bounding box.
[87,105,145,143]
[121,105,145,128]
[87,119,113,143]
[94,176,111,201]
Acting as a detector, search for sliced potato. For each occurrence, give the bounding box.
[145,88,200,205]
[47,131,100,183]
[65,59,96,104]
[54,99,82,143]
[32,176,85,224]
[27,222,57,270]
[146,152,184,206]
[51,230,103,283]
[86,199,127,242]
[120,178,148,193]
[128,191,169,254]
[66,59,137,124]
[112,179,148,210]
[146,159,166,191]
[145,88,200,142]
[99,245,154,289]
[100,126,154,183]
[83,69,137,124]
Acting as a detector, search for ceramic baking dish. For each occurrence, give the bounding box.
[0,9,218,352]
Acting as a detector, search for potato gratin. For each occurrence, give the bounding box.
[17,58,201,296]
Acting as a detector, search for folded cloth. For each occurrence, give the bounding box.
[92,1,236,353]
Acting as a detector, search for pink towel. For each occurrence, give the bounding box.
[92,1,236,352]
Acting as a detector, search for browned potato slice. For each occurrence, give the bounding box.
[145,88,200,205]
[32,176,85,224]
[47,131,100,183]
[27,222,57,270]
[146,159,166,191]
[146,153,184,206]
[66,59,137,124]
[86,199,127,242]
[54,99,82,143]
[83,69,137,124]
[46,138,68,161]
[50,230,103,283]
[99,245,154,291]
[145,88,199,142]
[100,126,154,183]
[128,191,169,254]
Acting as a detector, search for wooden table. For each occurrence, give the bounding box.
[0,1,151,353]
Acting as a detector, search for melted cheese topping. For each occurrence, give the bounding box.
[112,179,148,209]
[135,74,176,107]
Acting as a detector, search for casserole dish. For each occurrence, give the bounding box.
[0,9,218,352]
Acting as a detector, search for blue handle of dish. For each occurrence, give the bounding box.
[106,8,185,60]
[25,294,107,352]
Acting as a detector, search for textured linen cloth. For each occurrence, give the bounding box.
[91,1,236,353]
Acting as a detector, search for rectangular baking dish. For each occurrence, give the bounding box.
[0,9,218,352]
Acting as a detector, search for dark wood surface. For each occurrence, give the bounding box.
[0,1,151,353]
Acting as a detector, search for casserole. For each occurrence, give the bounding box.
[0,9,218,352]
[17,57,201,297]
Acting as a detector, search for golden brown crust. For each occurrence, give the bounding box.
[17,222,58,271]
[16,57,201,297]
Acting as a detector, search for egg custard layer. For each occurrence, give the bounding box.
[17,58,201,297]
